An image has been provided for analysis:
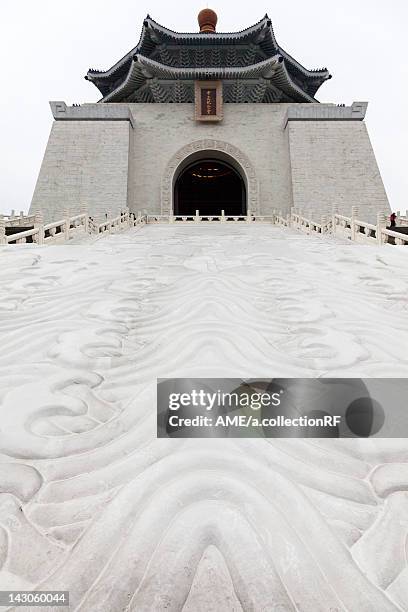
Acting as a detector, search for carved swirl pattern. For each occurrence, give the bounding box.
[0,225,408,610]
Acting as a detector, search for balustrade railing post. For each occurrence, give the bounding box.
[351,206,359,241]
[194,209,200,223]
[290,206,295,227]
[63,208,70,241]
[124,206,130,228]
[246,209,252,224]
[321,215,327,234]
[81,205,89,233]
[35,211,45,245]
[377,212,386,245]
[331,206,338,238]
[221,209,226,223]
[0,218,6,245]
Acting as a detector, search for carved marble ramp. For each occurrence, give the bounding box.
[0,225,407,612]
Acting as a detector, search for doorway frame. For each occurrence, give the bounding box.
[160,139,260,216]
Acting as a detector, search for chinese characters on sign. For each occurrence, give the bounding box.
[195,81,223,122]
[201,88,217,116]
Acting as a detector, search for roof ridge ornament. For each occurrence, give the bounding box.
[198,8,217,33]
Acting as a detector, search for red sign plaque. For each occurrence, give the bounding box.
[201,88,217,116]
[195,81,223,122]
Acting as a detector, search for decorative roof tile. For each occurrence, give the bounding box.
[86,14,331,103]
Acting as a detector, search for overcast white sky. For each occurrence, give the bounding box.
[1,0,407,215]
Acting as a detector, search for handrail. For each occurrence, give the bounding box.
[354,219,376,230]
[381,227,408,245]
[5,227,40,244]
[1,212,36,228]
[1,207,406,247]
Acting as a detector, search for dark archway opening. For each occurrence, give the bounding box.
[174,159,246,216]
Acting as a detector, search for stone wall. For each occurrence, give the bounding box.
[30,108,131,221]
[287,118,390,223]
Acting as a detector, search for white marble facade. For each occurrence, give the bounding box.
[30,101,390,224]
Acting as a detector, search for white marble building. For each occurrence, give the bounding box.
[29,11,389,223]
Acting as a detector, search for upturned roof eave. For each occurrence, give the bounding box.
[279,47,329,79]
[86,17,151,82]
[98,54,317,104]
[86,15,269,82]
[86,14,330,86]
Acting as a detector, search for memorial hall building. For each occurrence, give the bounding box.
[30,9,390,223]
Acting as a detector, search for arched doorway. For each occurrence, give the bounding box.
[174,158,246,216]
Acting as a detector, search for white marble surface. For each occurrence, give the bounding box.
[0,225,407,611]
